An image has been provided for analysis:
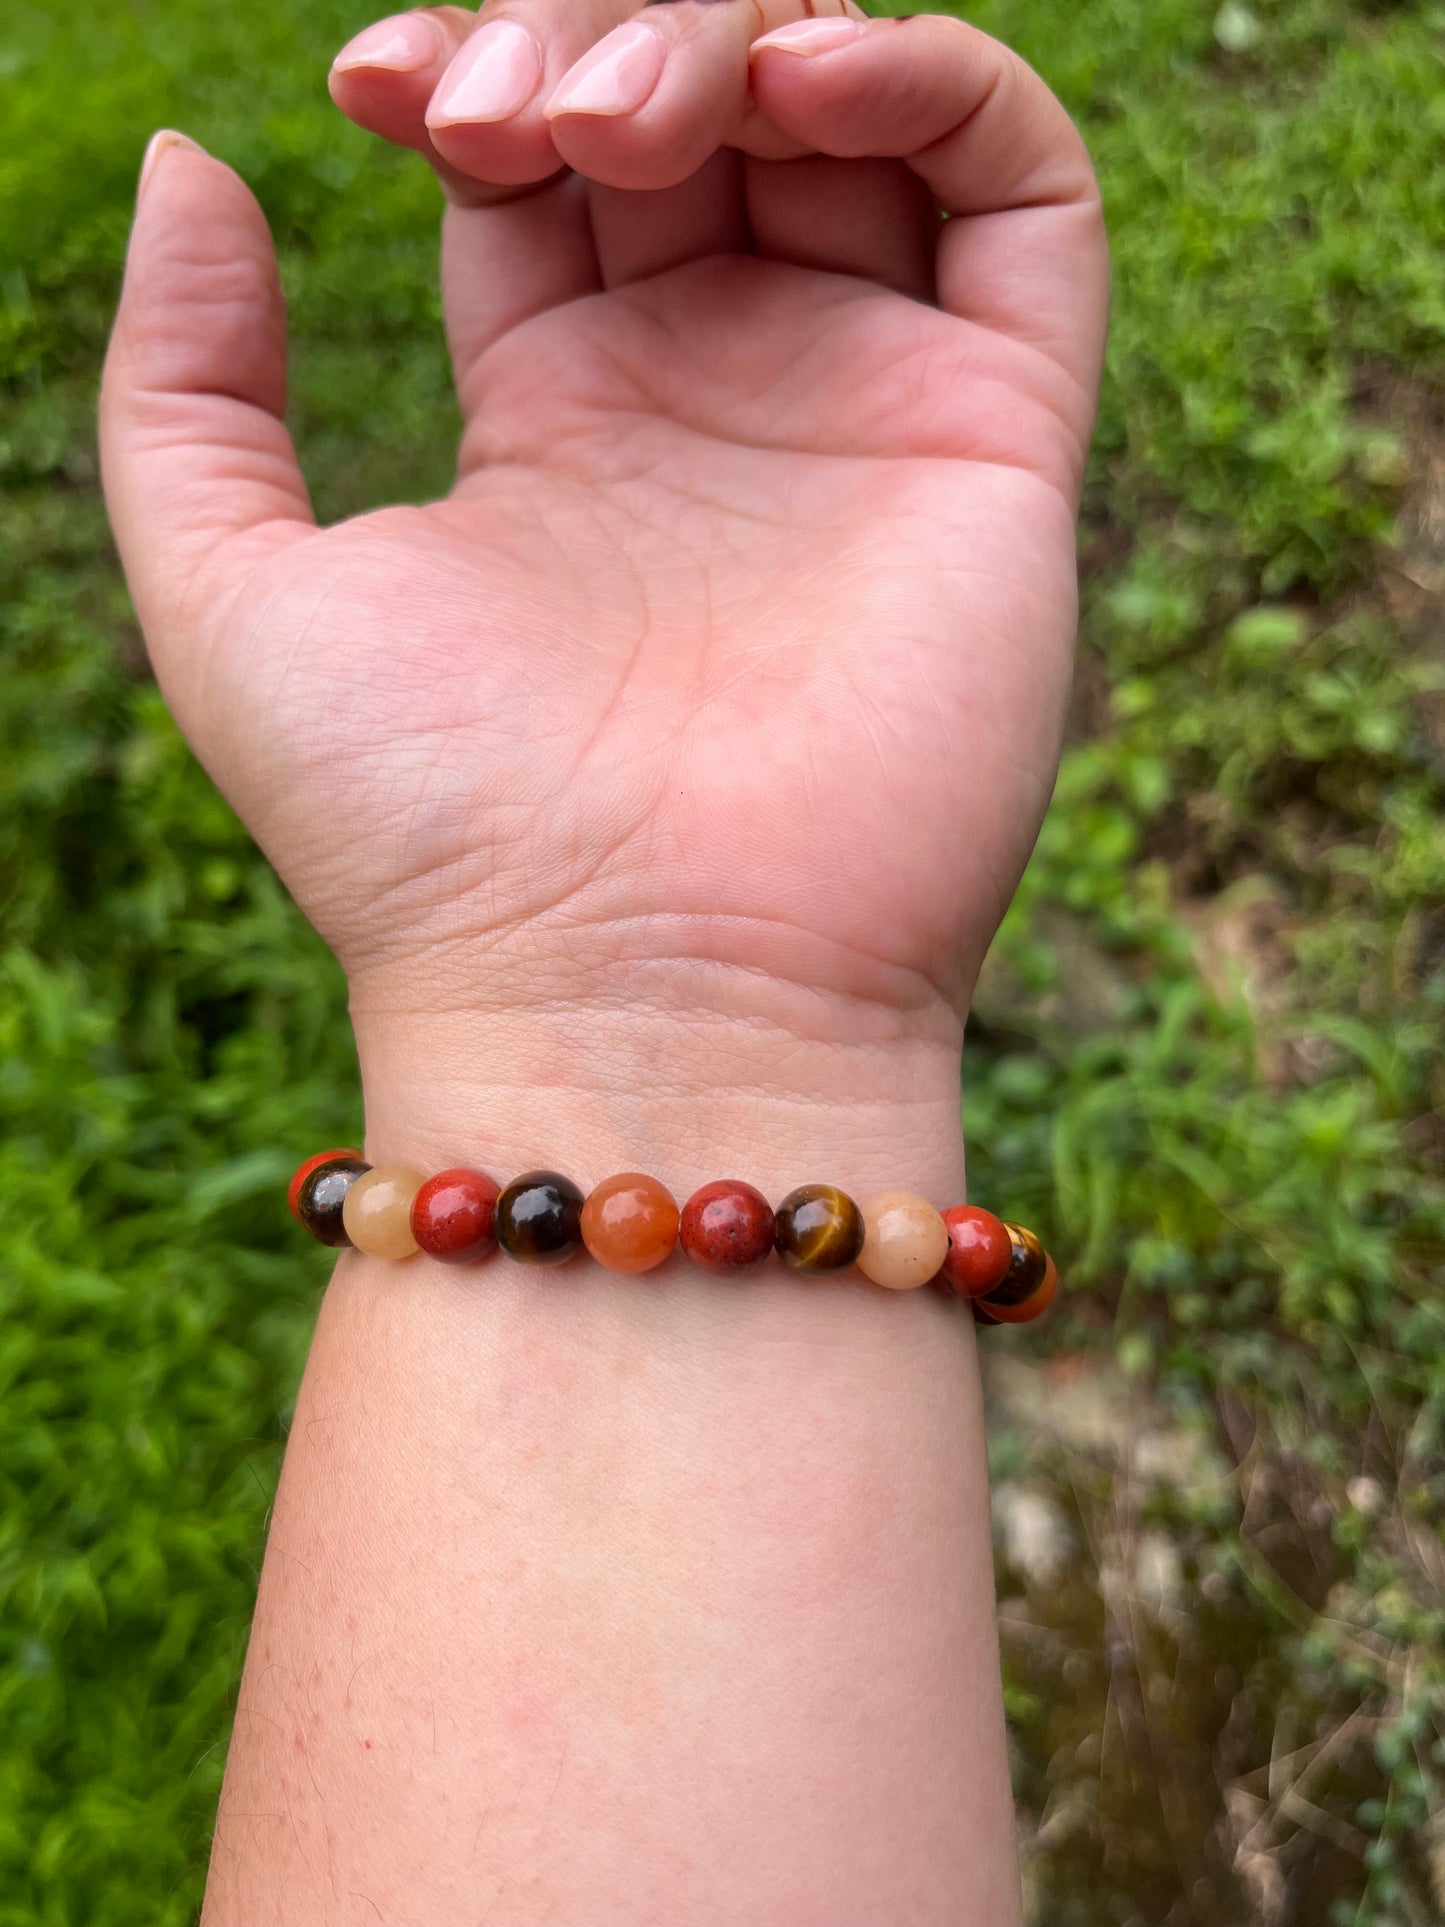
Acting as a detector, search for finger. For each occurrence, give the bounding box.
[99,134,314,694]
[423,0,644,187]
[449,158,755,474]
[543,0,863,192]
[330,8,505,204]
[586,148,749,289]
[744,154,937,301]
[445,173,600,436]
[333,11,610,409]
[750,15,1109,401]
[331,3,647,199]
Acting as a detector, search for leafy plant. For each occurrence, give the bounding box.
[2,0,1442,1919]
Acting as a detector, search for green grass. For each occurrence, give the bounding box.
[2,0,1443,1920]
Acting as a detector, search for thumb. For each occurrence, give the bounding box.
[100,132,315,687]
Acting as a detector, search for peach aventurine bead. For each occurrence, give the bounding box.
[341,1164,425,1259]
[580,1172,679,1274]
[856,1191,950,1290]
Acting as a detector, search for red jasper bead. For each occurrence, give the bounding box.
[289,1148,363,1223]
[411,1167,501,1265]
[939,1205,1012,1298]
[679,1180,776,1275]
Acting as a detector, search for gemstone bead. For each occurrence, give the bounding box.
[975,1250,1058,1326]
[411,1167,500,1265]
[342,1164,425,1260]
[296,1156,370,1248]
[774,1184,865,1275]
[679,1179,776,1275]
[581,1172,679,1274]
[989,1222,1049,1304]
[495,1170,585,1267]
[939,1205,1013,1299]
[857,1191,949,1290]
[289,1147,363,1223]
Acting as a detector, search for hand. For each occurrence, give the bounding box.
[114,21,1105,1904]
[101,1,1107,1192]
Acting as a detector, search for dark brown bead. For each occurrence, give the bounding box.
[495,1170,585,1267]
[289,1147,363,1222]
[679,1180,776,1275]
[774,1184,864,1275]
[982,1223,1049,1307]
[975,1251,1058,1326]
[296,1157,370,1248]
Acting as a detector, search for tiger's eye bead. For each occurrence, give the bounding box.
[289,1148,363,1223]
[975,1252,1058,1326]
[342,1164,425,1260]
[679,1180,776,1275]
[988,1222,1049,1304]
[581,1172,679,1274]
[496,1170,585,1267]
[857,1192,949,1290]
[939,1205,1013,1299]
[296,1156,369,1247]
[774,1184,865,1275]
[411,1167,500,1265]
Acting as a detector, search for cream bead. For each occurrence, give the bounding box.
[342,1164,425,1259]
[857,1192,949,1290]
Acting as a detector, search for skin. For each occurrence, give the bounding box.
[100,3,1107,1920]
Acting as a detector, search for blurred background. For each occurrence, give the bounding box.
[2,0,1442,1920]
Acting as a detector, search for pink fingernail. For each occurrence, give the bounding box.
[426,19,544,125]
[544,21,665,120]
[332,14,440,76]
[750,18,870,56]
[138,128,205,200]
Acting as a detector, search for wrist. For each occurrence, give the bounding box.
[346,946,968,1204]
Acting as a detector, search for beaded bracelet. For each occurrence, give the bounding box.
[287,1153,1059,1324]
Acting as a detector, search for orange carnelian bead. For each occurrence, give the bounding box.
[939,1205,1013,1299]
[581,1172,680,1274]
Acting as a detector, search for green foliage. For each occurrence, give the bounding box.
[2,0,1443,1921]
[939,0,1445,1914]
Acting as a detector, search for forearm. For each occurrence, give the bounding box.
[106,2,1100,1910]
[201,1009,1022,1926]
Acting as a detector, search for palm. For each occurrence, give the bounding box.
[216,252,1078,1012]
[106,11,1105,1029]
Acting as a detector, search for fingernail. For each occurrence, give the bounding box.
[750,18,869,56]
[544,21,665,120]
[138,129,205,199]
[332,13,440,76]
[426,19,544,126]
